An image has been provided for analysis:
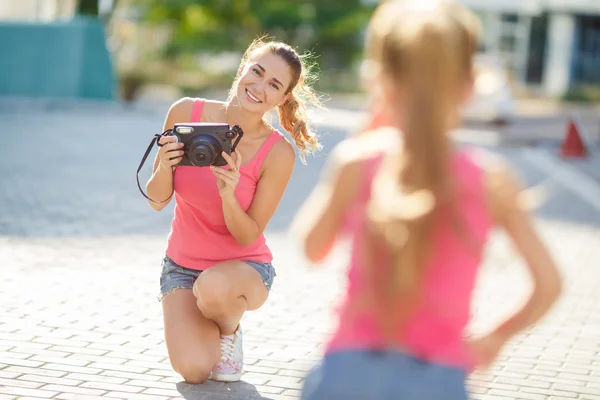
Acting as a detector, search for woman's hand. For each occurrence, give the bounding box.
[158,136,185,170]
[211,150,242,201]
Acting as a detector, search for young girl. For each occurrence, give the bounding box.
[146,38,321,384]
[294,1,562,398]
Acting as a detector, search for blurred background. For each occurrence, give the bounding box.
[1,1,600,400]
[1,0,599,115]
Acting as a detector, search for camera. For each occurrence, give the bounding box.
[136,122,244,203]
[167,123,244,167]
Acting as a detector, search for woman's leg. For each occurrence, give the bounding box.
[162,289,221,384]
[193,260,269,335]
[192,260,272,382]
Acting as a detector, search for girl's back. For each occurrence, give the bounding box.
[297,1,562,398]
[328,142,492,370]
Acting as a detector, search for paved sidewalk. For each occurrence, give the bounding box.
[1,104,600,399]
[2,234,340,400]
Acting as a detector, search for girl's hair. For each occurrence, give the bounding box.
[359,0,480,340]
[228,37,322,162]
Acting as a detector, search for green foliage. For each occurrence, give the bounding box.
[134,0,374,69]
[562,85,600,104]
[77,0,100,16]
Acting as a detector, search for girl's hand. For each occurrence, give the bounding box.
[211,150,242,200]
[467,331,507,371]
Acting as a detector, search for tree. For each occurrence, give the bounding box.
[77,0,122,23]
[77,0,99,16]
[134,0,374,69]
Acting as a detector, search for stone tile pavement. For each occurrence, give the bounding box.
[1,102,600,399]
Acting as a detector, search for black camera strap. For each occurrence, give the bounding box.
[136,129,175,204]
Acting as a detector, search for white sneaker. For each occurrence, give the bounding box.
[211,325,243,382]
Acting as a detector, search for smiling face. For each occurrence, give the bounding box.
[234,51,295,114]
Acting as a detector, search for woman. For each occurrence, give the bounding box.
[146,38,321,384]
[294,1,562,398]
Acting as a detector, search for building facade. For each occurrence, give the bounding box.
[460,0,600,97]
[4,0,599,99]
[0,0,76,22]
[0,0,116,22]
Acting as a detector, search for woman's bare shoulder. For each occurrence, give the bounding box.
[166,97,226,122]
[264,134,296,168]
[164,97,194,121]
[201,99,227,121]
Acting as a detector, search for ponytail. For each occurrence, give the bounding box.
[358,0,480,343]
[277,85,321,163]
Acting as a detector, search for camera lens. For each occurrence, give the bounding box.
[195,153,207,162]
[190,144,214,166]
[188,132,223,167]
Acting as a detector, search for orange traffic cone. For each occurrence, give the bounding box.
[560,117,589,158]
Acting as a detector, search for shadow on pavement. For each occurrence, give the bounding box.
[176,380,277,400]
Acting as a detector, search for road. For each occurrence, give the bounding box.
[1,100,600,399]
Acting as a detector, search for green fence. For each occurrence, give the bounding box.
[0,16,116,100]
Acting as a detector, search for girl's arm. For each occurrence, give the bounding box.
[470,156,563,370]
[292,142,364,263]
[486,161,563,338]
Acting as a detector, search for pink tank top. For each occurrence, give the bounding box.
[165,99,282,270]
[327,149,492,371]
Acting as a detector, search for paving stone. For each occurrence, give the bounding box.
[1,103,599,399]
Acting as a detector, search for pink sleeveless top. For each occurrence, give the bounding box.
[327,149,492,371]
[165,99,282,270]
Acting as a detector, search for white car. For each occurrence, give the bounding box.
[462,53,516,125]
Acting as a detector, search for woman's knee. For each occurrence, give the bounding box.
[166,334,221,384]
[171,355,215,384]
[193,270,234,313]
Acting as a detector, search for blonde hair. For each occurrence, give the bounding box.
[228,37,322,162]
[360,0,480,339]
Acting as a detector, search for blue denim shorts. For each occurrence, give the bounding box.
[301,349,468,400]
[158,255,276,301]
